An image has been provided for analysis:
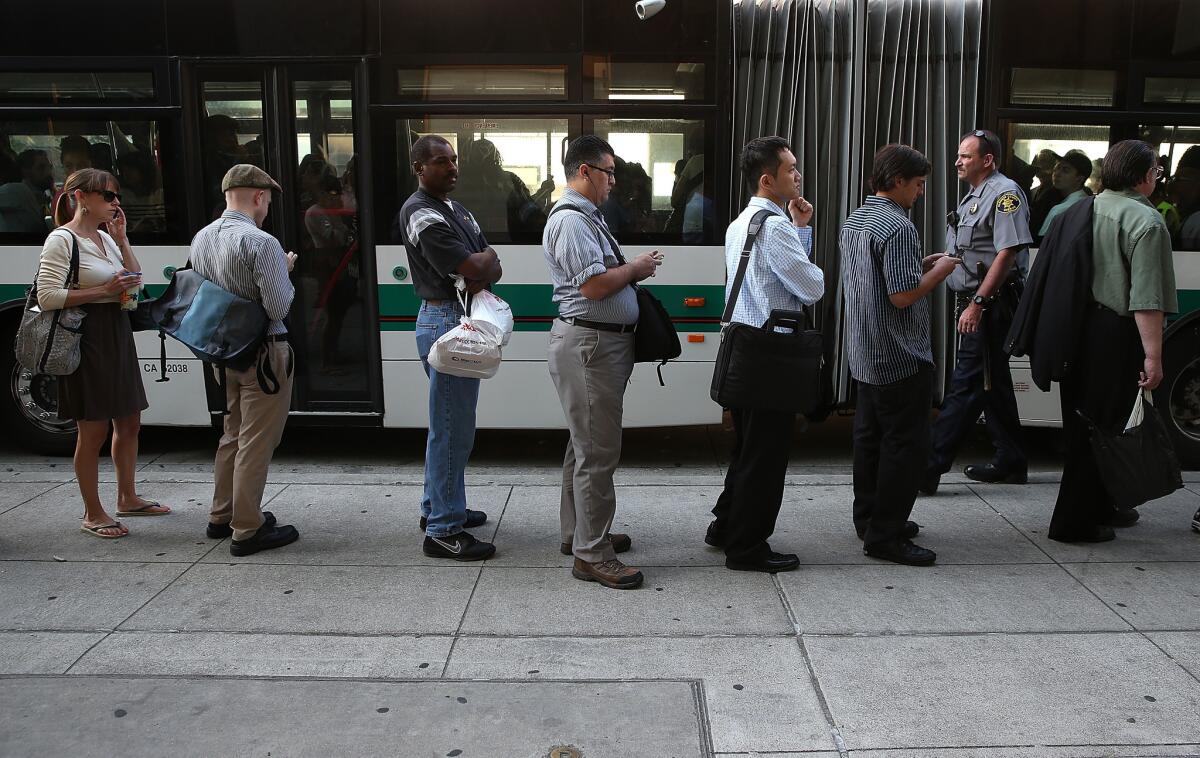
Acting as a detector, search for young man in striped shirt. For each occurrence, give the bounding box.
[839,145,959,566]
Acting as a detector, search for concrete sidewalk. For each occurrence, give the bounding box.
[0,426,1198,758]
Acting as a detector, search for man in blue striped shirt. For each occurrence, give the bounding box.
[839,145,959,566]
[706,136,824,574]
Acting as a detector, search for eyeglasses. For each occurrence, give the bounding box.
[585,163,616,179]
[1152,166,1165,180]
[97,190,122,203]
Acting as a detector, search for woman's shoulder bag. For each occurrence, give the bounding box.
[14,230,87,376]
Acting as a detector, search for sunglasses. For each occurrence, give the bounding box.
[96,190,122,203]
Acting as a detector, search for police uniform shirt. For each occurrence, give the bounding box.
[397,189,489,301]
[945,170,1034,293]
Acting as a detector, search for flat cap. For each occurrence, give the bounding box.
[221,164,282,192]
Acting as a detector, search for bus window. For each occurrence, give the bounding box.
[1141,124,1200,251]
[395,116,570,244]
[397,66,567,101]
[200,80,268,221]
[586,58,706,102]
[1003,122,1111,240]
[0,119,173,241]
[593,117,709,244]
[0,71,155,104]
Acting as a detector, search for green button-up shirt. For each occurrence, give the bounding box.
[1091,189,1178,317]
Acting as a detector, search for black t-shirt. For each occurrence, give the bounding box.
[395,189,489,300]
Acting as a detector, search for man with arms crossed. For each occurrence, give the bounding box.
[705,136,824,573]
[840,145,959,566]
[194,165,300,556]
[543,135,662,589]
[397,135,503,561]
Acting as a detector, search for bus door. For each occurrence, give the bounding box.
[191,63,382,417]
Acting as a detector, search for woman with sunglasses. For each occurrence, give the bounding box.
[37,167,168,539]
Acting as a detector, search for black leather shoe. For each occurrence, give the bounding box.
[229,523,299,557]
[857,520,921,541]
[1192,508,1200,534]
[1105,508,1140,528]
[918,470,940,495]
[207,511,275,539]
[422,531,496,561]
[964,463,1027,484]
[1048,524,1116,543]
[704,520,726,548]
[725,550,800,573]
[420,509,487,532]
[863,538,936,566]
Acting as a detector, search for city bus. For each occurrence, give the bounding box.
[1,0,1198,468]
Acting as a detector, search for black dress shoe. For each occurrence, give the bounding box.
[725,550,800,573]
[857,520,921,541]
[704,520,726,548]
[229,523,299,557]
[1192,508,1200,534]
[863,538,936,566]
[918,470,940,495]
[207,511,275,539]
[1048,524,1116,543]
[420,509,487,532]
[1105,508,1140,528]
[963,463,1028,484]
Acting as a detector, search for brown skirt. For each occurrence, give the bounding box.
[58,302,149,421]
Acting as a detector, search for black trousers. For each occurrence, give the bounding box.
[853,365,933,546]
[928,283,1026,475]
[712,407,796,560]
[1052,305,1144,535]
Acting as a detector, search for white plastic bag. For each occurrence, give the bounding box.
[469,288,514,346]
[427,277,503,379]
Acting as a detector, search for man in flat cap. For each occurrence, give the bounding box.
[192,164,302,556]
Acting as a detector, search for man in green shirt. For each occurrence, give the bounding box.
[1051,140,1177,543]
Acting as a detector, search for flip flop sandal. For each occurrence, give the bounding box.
[81,522,127,539]
[116,500,171,517]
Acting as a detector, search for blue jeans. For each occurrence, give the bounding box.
[415,301,480,537]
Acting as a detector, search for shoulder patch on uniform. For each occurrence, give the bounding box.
[996,192,1021,214]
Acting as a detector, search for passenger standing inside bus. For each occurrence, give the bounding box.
[543,135,662,590]
[840,145,959,566]
[193,165,300,556]
[39,168,166,539]
[922,130,1033,494]
[1051,141,1176,542]
[706,136,824,574]
[397,135,502,562]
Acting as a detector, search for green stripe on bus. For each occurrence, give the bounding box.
[377,282,727,319]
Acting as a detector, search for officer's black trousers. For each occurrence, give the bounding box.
[1052,305,1143,536]
[712,407,796,560]
[928,286,1026,475]
[853,365,932,546]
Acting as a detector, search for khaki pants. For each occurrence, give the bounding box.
[547,319,634,562]
[210,341,293,541]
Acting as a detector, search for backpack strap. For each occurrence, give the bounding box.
[721,209,776,324]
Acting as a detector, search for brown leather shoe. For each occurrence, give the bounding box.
[559,533,631,556]
[571,557,644,589]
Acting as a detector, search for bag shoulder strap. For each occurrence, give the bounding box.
[721,208,777,324]
[548,203,628,266]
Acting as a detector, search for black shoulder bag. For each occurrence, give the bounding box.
[547,204,681,384]
[709,209,824,414]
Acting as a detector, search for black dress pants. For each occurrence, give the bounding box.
[928,285,1027,475]
[1052,305,1144,536]
[712,407,796,560]
[853,365,933,546]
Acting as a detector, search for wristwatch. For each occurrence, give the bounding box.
[972,293,996,308]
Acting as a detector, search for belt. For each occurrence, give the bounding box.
[559,316,636,334]
[265,334,289,343]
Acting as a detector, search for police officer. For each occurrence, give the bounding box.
[922,129,1034,493]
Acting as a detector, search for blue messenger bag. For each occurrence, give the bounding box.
[149,265,270,372]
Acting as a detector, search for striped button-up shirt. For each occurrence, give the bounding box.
[724,196,824,328]
[838,195,931,385]
[543,188,639,324]
[189,210,294,336]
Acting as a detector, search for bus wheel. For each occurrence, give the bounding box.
[0,329,76,456]
[1159,323,1200,470]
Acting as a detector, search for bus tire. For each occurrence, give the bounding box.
[0,321,77,456]
[1157,320,1200,471]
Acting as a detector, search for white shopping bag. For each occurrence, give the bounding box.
[469,288,514,346]
[427,277,503,379]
